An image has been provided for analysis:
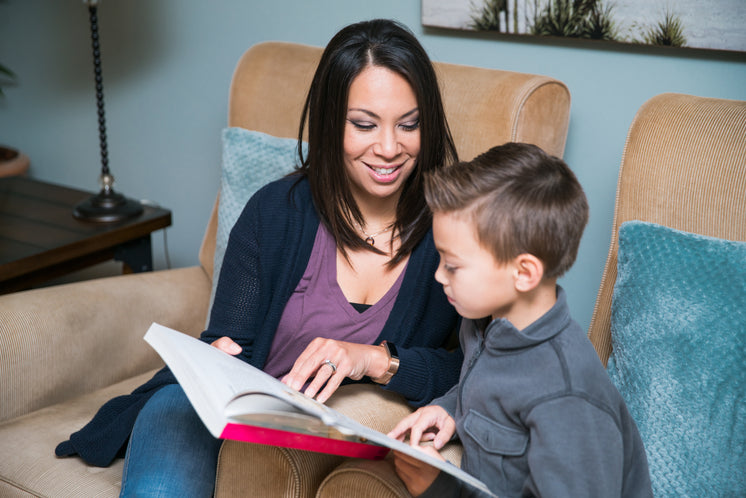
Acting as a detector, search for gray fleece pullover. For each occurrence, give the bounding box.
[422,287,652,498]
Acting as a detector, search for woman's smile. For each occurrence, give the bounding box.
[366,162,404,182]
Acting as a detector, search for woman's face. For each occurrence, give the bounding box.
[343,65,421,208]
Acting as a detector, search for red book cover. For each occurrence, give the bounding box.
[221,423,389,459]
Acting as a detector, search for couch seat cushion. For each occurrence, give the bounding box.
[0,371,158,498]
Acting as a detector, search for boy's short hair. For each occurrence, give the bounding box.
[424,142,589,278]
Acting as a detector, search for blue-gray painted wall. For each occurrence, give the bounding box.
[1,0,744,331]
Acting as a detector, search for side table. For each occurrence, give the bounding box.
[0,176,172,294]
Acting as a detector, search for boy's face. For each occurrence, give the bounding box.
[432,211,519,322]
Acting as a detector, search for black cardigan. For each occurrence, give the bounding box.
[56,175,462,467]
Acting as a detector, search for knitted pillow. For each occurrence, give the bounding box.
[607,220,746,497]
[209,128,307,314]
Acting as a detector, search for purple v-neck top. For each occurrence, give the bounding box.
[263,223,406,379]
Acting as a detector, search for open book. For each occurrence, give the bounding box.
[144,323,495,497]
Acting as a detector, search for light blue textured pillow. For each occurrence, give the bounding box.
[607,220,746,497]
[209,128,307,314]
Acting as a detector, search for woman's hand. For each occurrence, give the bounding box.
[281,338,389,403]
[210,336,243,356]
[392,446,444,497]
[388,405,456,450]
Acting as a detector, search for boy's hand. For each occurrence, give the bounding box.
[388,405,455,449]
[392,446,444,497]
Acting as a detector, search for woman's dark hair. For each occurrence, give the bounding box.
[297,19,458,266]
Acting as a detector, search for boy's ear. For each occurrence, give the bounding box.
[513,254,544,292]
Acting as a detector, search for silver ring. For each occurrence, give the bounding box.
[323,359,337,374]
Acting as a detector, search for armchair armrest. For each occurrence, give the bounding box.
[214,384,462,498]
[0,266,211,423]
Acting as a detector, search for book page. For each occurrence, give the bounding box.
[144,323,344,432]
[225,394,380,444]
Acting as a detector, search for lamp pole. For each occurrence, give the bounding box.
[73,0,143,223]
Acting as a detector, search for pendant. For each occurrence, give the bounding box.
[365,236,375,245]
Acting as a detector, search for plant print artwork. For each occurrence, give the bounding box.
[422,0,746,53]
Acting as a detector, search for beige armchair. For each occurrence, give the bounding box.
[586,93,745,497]
[0,41,570,497]
[588,92,746,365]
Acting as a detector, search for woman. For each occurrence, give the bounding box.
[57,18,462,497]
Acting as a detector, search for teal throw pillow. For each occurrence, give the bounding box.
[209,128,307,316]
[607,220,746,497]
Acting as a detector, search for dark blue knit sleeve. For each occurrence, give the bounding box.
[203,187,264,362]
[202,176,316,370]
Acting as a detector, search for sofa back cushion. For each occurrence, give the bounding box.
[607,220,746,496]
[204,129,307,318]
[198,40,571,280]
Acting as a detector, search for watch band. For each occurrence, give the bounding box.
[372,340,399,385]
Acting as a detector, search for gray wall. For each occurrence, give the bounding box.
[1,0,745,331]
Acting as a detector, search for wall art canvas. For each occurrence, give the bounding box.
[422,0,746,53]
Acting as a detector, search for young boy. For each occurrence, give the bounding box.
[388,143,652,497]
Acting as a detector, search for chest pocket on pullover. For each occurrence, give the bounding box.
[464,410,528,456]
[463,410,529,493]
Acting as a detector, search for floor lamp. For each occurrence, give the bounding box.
[73,0,143,223]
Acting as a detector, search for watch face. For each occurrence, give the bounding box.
[386,341,398,359]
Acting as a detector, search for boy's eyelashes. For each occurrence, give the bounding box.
[442,263,458,273]
[436,253,458,273]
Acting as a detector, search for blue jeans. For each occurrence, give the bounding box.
[119,384,222,497]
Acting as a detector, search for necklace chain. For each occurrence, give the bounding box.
[356,222,395,246]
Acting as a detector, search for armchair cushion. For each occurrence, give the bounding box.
[212,128,307,302]
[607,220,746,496]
